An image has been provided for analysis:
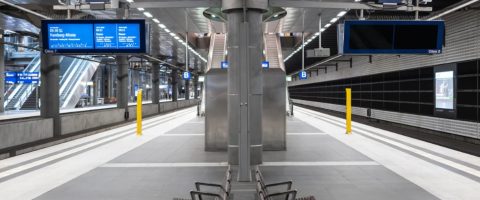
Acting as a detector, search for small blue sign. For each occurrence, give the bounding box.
[299,71,308,80]
[221,61,229,69]
[183,71,191,80]
[262,61,269,69]
[5,72,17,84]
[4,72,39,84]
[17,72,39,84]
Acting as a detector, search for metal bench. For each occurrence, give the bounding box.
[183,165,232,200]
[255,166,316,200]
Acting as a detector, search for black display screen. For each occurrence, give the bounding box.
[394,25,439,50]
[342,20,445,54]
[349,25,394,50]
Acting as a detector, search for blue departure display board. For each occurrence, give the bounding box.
[94,24,141,49]
[48,24,94,49]
[17,72,39,84]
[4,72,39,84]
[5,72,17,84]
[42,20,147,54]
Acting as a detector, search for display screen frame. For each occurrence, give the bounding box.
[342,20,445,54]
[41,19,147,55]
[434,64,457,119]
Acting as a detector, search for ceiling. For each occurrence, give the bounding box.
[0,0,469,73]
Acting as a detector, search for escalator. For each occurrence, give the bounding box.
[201,33,227,115]
[3,53,100,110]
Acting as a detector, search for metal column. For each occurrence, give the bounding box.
[152,64,160,104]
[171,69,178,101]
[116,6,129,119]
[93,70,98,106]
[116,56,129,119]
[0,30,4,113]
[193,75,199,99]
[223,0,266,181]
[185,79,190,100]
[40,35,61,136]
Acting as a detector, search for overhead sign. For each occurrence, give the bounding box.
[5,72,17,84]
[42,19,147,54]
[17,72,39,84]
[183,72,191,80]
[340,20,445,54]
[262,61,269,69]
[299,71,308,80]
[4,72,39,84]
[221,61,229,69]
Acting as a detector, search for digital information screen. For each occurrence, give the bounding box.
[435,71,454,109]
[4,72,39,84]
[42,20,146,54]
[342,20,445,54]
[5,72,17,84]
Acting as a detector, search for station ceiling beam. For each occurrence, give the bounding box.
[130,0,221,8]
[270,0,432,12]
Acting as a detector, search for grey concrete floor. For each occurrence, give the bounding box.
[34,116,439,200]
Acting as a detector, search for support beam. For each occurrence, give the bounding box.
[152,64,160,104]
[193,75,199,99]
[130,0,220,8]
[185,79,190,100]
[171,69,178,102]
[116,56,129,120]
[269,0,432,11]
[40,42,61,136]
[0,30,4,113]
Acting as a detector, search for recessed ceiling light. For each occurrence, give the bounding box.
[137,8,144,11]
[143,12,153,18]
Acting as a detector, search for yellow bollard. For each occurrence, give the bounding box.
[137,89,143,136]
[346,88,352,134]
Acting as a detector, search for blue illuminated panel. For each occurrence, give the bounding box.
[17,72,39,84]
[5,72,17,84]
[94,24,118,49]
[117,24,140,49]
[48,24,94,49]
[95,24,141,49]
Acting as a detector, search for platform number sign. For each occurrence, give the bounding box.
[262,61,269,69]
[221,61,229,69]
[299,71,308,80]
[183,71,191,80]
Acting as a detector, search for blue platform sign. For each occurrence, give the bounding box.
[221,61,229,69]
[299,71,308,80]
[5,72,17,84]
[262,61,269,69]
[4,72,39,84]
[17,72,39,84]
[183,72,192,80]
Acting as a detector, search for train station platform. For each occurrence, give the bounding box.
[1,106,479,200]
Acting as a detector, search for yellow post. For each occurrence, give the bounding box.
[346,88,352,134]
[136,89,143,136]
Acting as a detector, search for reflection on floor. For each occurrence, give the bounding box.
[1,106,479,199]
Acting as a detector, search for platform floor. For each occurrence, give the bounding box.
[0,106,480,199]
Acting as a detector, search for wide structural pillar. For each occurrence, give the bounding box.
[40,40,61,136]
[171,69,178,101]
[193,75,199,99]
[116,56,129,120]
[223,0,266,181]
[185,79,190,100]
[152,64,160,104]
[0,30,4,113]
